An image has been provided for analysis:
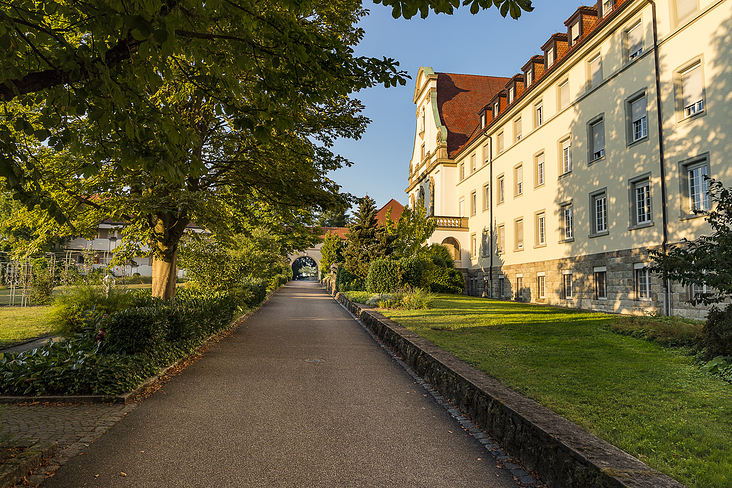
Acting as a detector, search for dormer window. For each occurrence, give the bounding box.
[570,22,580,45]
[481,112,487,129]
[508,86,514,104]
[526,69,533,87]
[547,47,555,67]
[493,102,499,117]
[602,0,615,16]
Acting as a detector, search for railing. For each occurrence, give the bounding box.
[433,216,469,230]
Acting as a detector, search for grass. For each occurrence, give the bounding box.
[0,306,58,348]
[377,295,732,488]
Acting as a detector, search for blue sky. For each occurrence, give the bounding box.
[330,0,583,211]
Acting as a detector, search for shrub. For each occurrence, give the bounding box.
[30,258,54,305]
[366,259,401,294]
[103,306,169,355]
[399,287,435,310]
[399,256,425,288]
[342,291,371,304]
[423,264,464,294]
[704,304,732,357]
[49,285,138,335]
[336,266,364,292]
[239,277,268,308]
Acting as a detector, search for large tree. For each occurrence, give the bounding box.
[0,0,532,298]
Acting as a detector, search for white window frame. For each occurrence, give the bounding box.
[460,162,465,181]
[497,131,505,153]
[547,47,555,67]
[497,224,505,254]
[561,203,574,241]
[635,263,651,300]
[630,95,648,143]
[536,211,546,246]
[535,152,545,187]
[515,117,522,141]
[563,271,573,299]
[471,191,477,216]
[537,273,546,299]
[508,86,515,104]
[687,161,710,213]
[560,137,572,175]
[497,174,505,204]
[594,266,608,300]
[558,80,570,110]
[680,63,705,119]
[589,118,605,161]
[589,54,603,89]
[591,189,608,235]
[526,68,533,87]
[515,218,524,251]
[634,178,652,225]
[483,183,490,211]
[535,101,544,128]
[515,164,523,196]
[674,0,699,25]
[626,21,643,61]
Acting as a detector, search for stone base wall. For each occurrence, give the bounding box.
[465,246,713,319]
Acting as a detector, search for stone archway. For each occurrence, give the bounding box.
[441,237,460,261]
[291,255,319,280]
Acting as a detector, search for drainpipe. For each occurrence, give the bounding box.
[488,137,494,298]
[648,0,671,315]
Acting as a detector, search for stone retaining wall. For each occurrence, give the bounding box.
[334,291,686,488]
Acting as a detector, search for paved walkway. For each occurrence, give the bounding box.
[4,282,534,487]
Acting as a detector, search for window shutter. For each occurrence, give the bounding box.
[571,22,580,44]
[592,121,605,151]
[631,97,646,123]
[676,0,697,22]
[682,65,703,109]
[627,23,642,57]
[560,82,569,109]
[590,55,602,87]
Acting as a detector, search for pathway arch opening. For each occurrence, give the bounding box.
[291,255,319,280]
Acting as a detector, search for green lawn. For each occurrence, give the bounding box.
[377,295,732,488]
[0,306,58,348]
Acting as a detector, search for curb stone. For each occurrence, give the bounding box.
[334,291,687,488]
[0,441,57,488]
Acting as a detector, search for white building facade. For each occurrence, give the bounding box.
[407,0,732,317]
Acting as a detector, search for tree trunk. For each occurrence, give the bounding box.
[150,211,190,300]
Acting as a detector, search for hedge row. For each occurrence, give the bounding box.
[363,257,464,294]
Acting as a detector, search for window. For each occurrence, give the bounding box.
[559,80,570,110]
[687,161,710,212]
[591,190,608,235]
[471,191,477,216]
[508,86,515,104]
[497,132,505,153]
[493,101,500,117]
[481,112,487,128]
[547,47,555,67]
[675,0,698,24]
[419,107,425,133]
[515,165,523,196]
[537,274,546,299]
[630,95,648,142]
[459,197,465,217]
[589,54,603,89]
[590,118,605,161]
[421,143,426,161]
[602,0,615,16]
[497,224,505,253]
[499,276,505,297]
[515,117,522,141]
[635,264,651,299]
[471,154,477,173]
[681,63,704,118]
[561,138,572,174]
[483,183,490,211]
[471,233,477,258]
[632,177,652,225]
[535,101,544,127]
[536,211,546,246]
[460,162,465,181]
[563,272,573,299]
[689,282,709,301]
[498,175,505,204]
[515,218,524,250]
[561,203,574,240]
[516,276,523,300]
[482,230,490,257]
[594,268,607,299]
[570,22,580,45]
[526,68,533,87]
[626,21,643,60]
[535,153,545,187]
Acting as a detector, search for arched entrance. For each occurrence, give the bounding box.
[441,237,460,261]
[291,255,319,280]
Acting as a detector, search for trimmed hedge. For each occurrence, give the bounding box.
[366,259,402,293]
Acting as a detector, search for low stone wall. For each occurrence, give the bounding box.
[335,292,686,488]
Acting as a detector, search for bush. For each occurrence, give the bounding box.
[366,259,401,293]
[103,306,169,355]
[49,286,138,335]
[423,263,464,294]
[704,304,732,357]
[336,266,364,292]
[399,256,425,288]
[30,258,54,305]
[399,287,435,310]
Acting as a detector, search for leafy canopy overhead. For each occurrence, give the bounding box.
[374,0,533,19]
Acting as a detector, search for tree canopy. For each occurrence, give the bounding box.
[0,0,533,298]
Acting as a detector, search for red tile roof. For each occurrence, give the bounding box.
[436,73,511,158]
[375,199,405,226]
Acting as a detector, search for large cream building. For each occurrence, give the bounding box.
[407,0,732,318]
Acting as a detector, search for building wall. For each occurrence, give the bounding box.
[408,0,732,317]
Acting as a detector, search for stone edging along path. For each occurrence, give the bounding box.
[333,291,686,488]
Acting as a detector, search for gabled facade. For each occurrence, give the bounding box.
[407,0,732,318]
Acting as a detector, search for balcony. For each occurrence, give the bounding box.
[433,216,469,230]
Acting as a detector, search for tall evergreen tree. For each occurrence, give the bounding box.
[343,196,396,278]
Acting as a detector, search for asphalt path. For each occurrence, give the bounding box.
[41,281,521,487]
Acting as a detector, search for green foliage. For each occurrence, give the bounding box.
[29,258,54,305]
[398,256,425,288]
[342,290,372,304]
[704,304,732,357]
[336,266,365,292]
[606,314,704,350]
[343,196,396,279]
[651,179,732,305]
[366,258,402,293]
[319,232,344,276]
[49,286,138,335]
[374,0,533,19]
[423,261,464,294]
[384,196,437,260]
[701,356,732,383]
[363,287,435,310]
